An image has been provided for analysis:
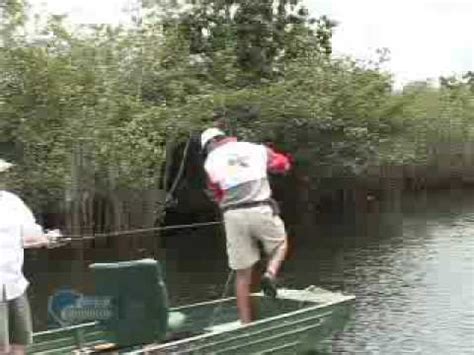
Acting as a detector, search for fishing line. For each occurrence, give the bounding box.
[208,269,235,328]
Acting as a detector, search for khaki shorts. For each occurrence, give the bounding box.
[223,205,287,270]
[0,293,33,348]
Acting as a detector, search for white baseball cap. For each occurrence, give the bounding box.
[201,127,225,149]
[0,159,14,173]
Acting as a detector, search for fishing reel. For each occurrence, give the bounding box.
[44,229,71,248]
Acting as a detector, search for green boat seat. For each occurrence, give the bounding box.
[89,258,185,347]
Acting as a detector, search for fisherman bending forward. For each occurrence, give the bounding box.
[201,128,292,324]
[1,159,66,355]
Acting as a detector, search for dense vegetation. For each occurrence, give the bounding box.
[1,0,473,211]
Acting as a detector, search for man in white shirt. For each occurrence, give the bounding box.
[201,128,292,324]
[0,159,64,355]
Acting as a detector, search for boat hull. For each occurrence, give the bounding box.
[30,287,354,354]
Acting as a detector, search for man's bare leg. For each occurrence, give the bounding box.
[266,236,288,278]
[235,268,253,324]
[0,302,9,355]
[260,237,288,298]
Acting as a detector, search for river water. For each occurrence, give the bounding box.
[298,190,474,354]
[27,189,474,354]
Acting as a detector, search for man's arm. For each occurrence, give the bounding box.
[5,193,46,248]
[24,230,69,249]
[267,147,292,174]
[10,194,51,249]
[19,210,49,249]
[22,233,49,249]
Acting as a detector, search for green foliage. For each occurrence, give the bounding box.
[379,77,474,164]
[1,0,473,209]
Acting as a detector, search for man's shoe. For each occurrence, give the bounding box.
[261,273,278,298]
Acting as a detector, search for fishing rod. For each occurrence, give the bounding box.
[60,220,223,241]
[23,220,223,249]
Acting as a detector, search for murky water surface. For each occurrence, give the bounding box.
[27,190,474,354]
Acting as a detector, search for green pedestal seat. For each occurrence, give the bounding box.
[89,258,186,347]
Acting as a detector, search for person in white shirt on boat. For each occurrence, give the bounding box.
[201,127,292,324]
[0,159,65,355]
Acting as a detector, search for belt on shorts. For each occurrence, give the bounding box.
[221,198,280,216]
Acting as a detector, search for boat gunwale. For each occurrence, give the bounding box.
[164,310,335,354]
[33,322,98,338]
[31,287,355,353]
[170,287,353,312]
[211,315,333,354]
